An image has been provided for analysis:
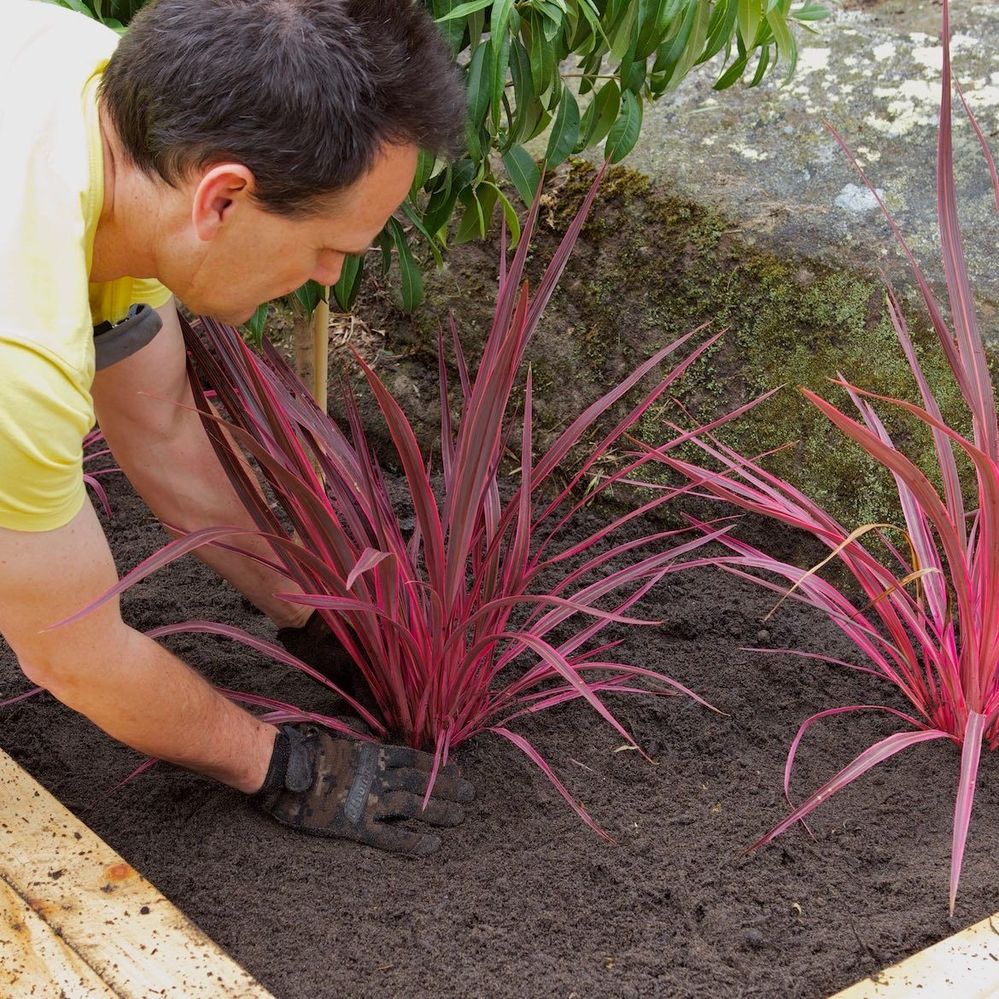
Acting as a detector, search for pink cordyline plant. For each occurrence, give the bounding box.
[650,2,998,911]
[71,171,751,831]
[83,426,118,517]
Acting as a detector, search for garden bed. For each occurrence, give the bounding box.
[2,471,998,999]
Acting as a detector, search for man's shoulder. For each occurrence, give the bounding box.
[0,3,122,368]
[1,3,120,112]
[2,2,119,63]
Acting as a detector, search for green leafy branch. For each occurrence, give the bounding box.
[48,0,829,334]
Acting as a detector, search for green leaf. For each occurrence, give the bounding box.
[401,201,445,267]
[544,85,580,167]
[423,184,459,237]
[51,0,95,15]
[635,0,672,61]
[620,37,647,94]
[332,255,364,312]
[575,0,611,48]
[713,48,749,89]
[490,25,512,131]
[749,41,771,87]
[699,0,740,64]
[376,230,394,275]
[387,218,424,311]
[525,13,557,94]
[793,1,830,22]
[466,6,486,50]
[434,0,493,23]
[466,40,494,128]
[527,107,553,142]
[737,0,762,45]
[242,303,269,346]
[765,8,797,80]
[455,188,486,244]
[670,0,711,87]
[424,160,476,236]
[513,98,548,144]
[402,200,444,267]
[508,37,535,143]
[484,183,523,248]
[292,280,325,314]
[454,183,499,243]
[501,145,541,206]
[608,2,639,60]
[652,0,700,89]
[490,0,516,44]
[410,149,436,198]
[604,89,642,163]
[578,78,621,150]
[431,0,470,50]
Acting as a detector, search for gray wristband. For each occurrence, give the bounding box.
[93,303,163,370]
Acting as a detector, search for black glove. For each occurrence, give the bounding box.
[276,611,377,714]
[255,724,474,855]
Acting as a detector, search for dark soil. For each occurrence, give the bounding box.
[3,471,999,999]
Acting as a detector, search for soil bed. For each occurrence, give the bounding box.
[3,472,999,999]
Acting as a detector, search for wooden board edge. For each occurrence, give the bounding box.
[0,873,119,998]
[831,911,999,998]
[0,749,274,999]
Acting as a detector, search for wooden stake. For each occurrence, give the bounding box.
[312,290,331,413]
[293,303,311,387]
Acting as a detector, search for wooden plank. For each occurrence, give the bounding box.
[832,912,999,998]
[0,750,273,999]
[312,293,331,413]
[0,874,117,997]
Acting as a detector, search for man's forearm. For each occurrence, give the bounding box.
[43,626,276,792]
[102,392,309,629]
[91,298,309,630]
[0,501,275,793]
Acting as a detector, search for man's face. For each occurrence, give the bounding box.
[167,143,419,325]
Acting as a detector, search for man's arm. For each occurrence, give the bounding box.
[0,500,472,854]
[0,498,276,792]
[91,297,309,630]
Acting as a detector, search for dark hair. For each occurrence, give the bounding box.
[100,0,466,215]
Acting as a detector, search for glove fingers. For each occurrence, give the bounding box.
[380,746,465,780]
[380,744,435,772]
[365,821,442,857]
[382,767,474,804]
[431,772,475,803]
[379,791,465,828]
[378,746,475,804]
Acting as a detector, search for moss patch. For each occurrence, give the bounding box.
[278,160,977,530]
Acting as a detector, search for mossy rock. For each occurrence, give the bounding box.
[273,160,978,531]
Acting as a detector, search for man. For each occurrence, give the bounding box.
[0,0,473,855]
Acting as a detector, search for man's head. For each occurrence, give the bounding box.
[99,0,465,322]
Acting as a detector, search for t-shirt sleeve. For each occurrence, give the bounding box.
[89,276,174,326]
[0,338,92,532]
[132,277,173,312]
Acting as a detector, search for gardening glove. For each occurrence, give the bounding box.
[276,611,377,714]
[255,724,475,856]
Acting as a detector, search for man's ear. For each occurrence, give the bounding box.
[191,164,255,241]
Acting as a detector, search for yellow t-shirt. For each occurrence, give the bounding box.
[0,1,171,532]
